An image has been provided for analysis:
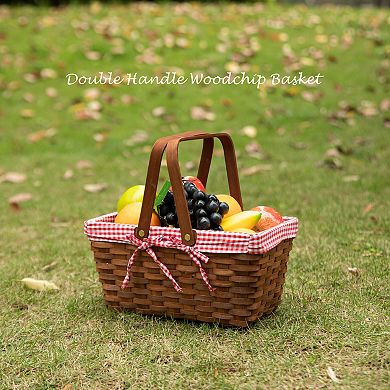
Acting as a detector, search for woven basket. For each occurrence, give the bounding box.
[91,239,293,327]
[88,131,296,327]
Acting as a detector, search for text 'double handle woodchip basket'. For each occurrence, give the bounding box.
[86,131,298,327]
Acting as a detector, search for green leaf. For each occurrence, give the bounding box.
[154,180,171,213]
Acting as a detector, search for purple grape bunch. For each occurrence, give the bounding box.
[158,181,229,231]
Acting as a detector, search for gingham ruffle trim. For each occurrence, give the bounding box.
[84,212,298,254]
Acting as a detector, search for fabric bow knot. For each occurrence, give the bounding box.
[121,235,214,293]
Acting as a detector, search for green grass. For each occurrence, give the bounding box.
[0,2,389,389]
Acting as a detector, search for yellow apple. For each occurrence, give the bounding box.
[117,185,145,212]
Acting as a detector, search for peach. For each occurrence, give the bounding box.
[251,206,283,231]
[115,202,160,226]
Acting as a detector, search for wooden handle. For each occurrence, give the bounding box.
[136,132,243,245]
[136,131,214,241]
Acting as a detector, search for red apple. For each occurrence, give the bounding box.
[251,206,283,231]
[182,176,206,192]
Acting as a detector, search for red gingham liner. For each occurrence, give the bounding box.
[84,213,298,254]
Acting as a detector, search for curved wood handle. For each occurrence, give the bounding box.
[136,132,242,246]
[135,132,214,241]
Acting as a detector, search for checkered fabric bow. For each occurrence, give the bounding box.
[121,235,215,293]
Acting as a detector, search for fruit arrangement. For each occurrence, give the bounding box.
[158,180,229,231]
[115,176,284,233]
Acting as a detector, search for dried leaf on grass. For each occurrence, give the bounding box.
[185,161,196,170]
[241,164,272,176]
[62,385,75,390]
[12,303,30,311]
[327,367,340,383]
[317,158,343,170]
[363,203,374,214]
[8,193,32,211]
[191,106,216,121]
[330,100,380,125]
[24,73,38,83]
[301,91,322,103]
[328,102,356,125]
[46,87,58,98]
[358,101,378,117]
[245,141,260,154]
[63,169,74,180]
[121,95,137,105]
[23,92,34,103]
[284,86,300,97]
[335,145,354,156]
[84,88,100,101]
[76,160,92,170]
[28,128,57,143]
[325,148,341,158]
[214,148,225,157]
[123,130,149,146]
[136,49,161,65]
[21,278,59,291]
[85,51,101,61]
[353,137,369,146]
[0,172,26,184]
[290,142,308,150]
[93,133,107,143]
[42,261,58,272]
[152,106,166,118]
[51,216,71,228]
[20,109,35,118]
[83,183,108,193]
[87,101,102,112]
[380,99,390,112]
[245,142,269,160]
[241,126,257,138]
[347,267,360,276]
[40,68,58,79]
[343,175,360,182]
[72,102,101,121]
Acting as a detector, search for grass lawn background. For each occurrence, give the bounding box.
[0,2,389,389]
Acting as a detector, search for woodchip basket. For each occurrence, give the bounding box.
[88,131,297,327]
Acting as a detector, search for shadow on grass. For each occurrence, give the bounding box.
[65,292,294,334]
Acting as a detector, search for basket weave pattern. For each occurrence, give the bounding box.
[92,238,293,327]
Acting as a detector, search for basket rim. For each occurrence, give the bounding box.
[84,213,298,255]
